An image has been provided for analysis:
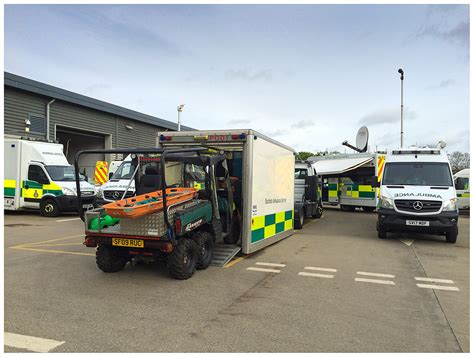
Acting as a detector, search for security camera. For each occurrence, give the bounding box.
[25,119,31,127]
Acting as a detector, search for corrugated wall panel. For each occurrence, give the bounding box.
[115,116,165,148]
[50,101,117,146]
[4,88,48,137]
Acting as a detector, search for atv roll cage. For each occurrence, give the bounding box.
[74,147,233,239]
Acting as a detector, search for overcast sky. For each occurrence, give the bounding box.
[4,4,470,153]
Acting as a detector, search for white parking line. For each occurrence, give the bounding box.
[414,277,454,284]
[246,267,281,273]
[4,332,65,352]
[298,272,334,279]
[305,266,337,272]
[357,271,395,278]
[255,262,286,268]
[355,278,395,285]
[55,217,81,222]
[416,284,460,291]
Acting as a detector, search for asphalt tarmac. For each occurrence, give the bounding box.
[3,208,469,352]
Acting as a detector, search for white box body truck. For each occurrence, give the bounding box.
[4,137,96,217]
[158,129,295,254]
[377,148,458,243]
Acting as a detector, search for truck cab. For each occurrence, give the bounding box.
[294,161,323,229]
[377,148,458,243]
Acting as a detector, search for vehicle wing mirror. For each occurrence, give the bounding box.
[368,176,379,187]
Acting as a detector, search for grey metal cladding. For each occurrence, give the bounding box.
[5,72,195,131]
[4,88,48,136]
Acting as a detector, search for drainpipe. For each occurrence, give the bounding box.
[46,98,56,141]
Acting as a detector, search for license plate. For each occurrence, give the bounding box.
[406,220,430,227]
[82,204,94,210]
[112,238,144,248]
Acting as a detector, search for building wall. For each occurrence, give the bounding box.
[4,86,165,148]
[5,87,49,137]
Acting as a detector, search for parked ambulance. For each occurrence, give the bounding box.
[377,148,458,243]
[453,168,469,210]
[4,137,96,217]
[96,155,136,205]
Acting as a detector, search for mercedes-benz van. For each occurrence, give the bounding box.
[377,148,458,243]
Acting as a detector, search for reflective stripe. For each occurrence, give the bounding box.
[94,161,109,185]
[251,210,293,243]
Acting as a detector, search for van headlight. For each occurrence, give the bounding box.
[380,196,394,209]
[442,198,458,212]
[63,187,77,196]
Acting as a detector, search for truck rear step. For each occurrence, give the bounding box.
[211,243,241,267]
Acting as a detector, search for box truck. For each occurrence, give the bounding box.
[4,137,96,217]
[76,129,296,279]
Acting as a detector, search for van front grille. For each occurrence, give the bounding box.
[394,200,442,213]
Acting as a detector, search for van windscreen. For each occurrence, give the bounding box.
[382,162,453,186]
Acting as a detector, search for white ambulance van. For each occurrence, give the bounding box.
[377,148,458,243]
[4,137,96,217]
[453,168,469,210]
[96,155,136,205]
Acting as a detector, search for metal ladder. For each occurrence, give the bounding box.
[210,243,241,267]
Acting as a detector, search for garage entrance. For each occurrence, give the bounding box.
[56,126,110,182]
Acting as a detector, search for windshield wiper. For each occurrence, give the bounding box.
[430,186,449,190]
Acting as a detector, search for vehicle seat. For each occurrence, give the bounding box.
[136,167,162,195]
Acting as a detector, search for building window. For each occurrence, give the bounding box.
[28,115,46,135]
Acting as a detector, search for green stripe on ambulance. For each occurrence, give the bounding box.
[251,210,293,243]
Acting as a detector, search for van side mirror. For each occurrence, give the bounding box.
[368,176,379,188]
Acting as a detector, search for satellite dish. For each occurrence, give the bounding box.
[356,126,369,152]
[437,140,447,149]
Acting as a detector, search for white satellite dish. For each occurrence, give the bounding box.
[356,126,369,152]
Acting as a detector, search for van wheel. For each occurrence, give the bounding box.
[377,222,387,239]
[340,205,355,212]
[192,231,214,270]
[294,209,304,229]
[312,204,323,219]
[167,239,198,280]
[445,228,458,244]
[40,198,60,217]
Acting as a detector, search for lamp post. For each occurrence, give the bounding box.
[177,104,185,131]
[398,68,404,148]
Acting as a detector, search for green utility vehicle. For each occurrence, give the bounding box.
[74,148,237,279]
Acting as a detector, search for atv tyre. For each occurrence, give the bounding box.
[192,231,214,270]
[96,244,128,273]
[167,239,198,280]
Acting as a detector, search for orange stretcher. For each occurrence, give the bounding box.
[103,187,198,219]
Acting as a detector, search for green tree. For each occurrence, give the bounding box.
[449,151,470,174]
[297,151,314,161]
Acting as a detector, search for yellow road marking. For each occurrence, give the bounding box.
[224,256,247,268]
[11,234,84,249]
[11,246,95,257]
[30,243,85,247]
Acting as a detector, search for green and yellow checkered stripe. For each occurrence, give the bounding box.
[4,180,16,197]
[328,183,338,198]
[340,183,376,199]
[251,210,293,243]
[457,192,470,198]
